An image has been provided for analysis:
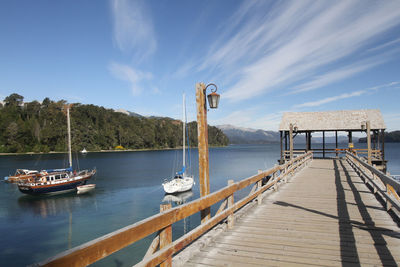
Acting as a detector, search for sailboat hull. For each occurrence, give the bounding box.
[162,176,194,194]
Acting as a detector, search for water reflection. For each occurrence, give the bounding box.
[162,190,194,205]
[17,193,97,218]
[162,190,194,235]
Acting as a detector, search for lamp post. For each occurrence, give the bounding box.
[196,82,220,223]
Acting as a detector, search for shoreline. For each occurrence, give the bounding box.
[0,145,228,156]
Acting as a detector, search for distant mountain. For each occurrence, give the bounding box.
[216,125,280,144]
[114,108,143,117]
[217,124,358,144]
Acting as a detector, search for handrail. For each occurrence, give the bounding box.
[37,152,313,267]
[346,151,400,213]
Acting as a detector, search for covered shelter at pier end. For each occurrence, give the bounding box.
[279,109,387,171]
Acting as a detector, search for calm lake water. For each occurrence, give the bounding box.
[0,143,399,266]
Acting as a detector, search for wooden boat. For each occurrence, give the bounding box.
[77,184,96,194]
[18,169,96,195]
[17,106,96,196]
[162,94,194,194]
[4,169,40,183]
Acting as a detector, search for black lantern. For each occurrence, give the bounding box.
[361,123,366,131]
[207,92,220,109]
[204,83,220,109]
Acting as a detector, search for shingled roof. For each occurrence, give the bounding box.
[279,109,386,131]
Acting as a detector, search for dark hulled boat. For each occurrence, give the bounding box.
[18,169,96,195]
[17,105,96,196]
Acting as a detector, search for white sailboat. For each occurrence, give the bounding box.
[162,93,195,194]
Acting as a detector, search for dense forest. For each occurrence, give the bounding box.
[0,93,229,153]
[359,131,400,143]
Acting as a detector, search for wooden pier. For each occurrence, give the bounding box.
[37,151,400,267]
[185,158,400,266]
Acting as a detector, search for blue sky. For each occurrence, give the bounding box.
[1,0,400,131]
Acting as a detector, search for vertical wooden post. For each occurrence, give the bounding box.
[227,180,234,229]
[289,124,293,160]
[284,131,288,159]
[322,131,325,158]
[159,204,172,267]
[381,129,385,173]
[280,131,283,164]
[273,170,278,191]
[335,130,338,158]
[257,170,262,205]
[367,121,372,165]
[196,82,210,223]
[305,132,308,152]
[386,184,392,211]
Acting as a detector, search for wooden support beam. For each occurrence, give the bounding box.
[159,204,172,267]
[215,199,227,215]
[382,129,385,169]
[289,124,293,160]
[284,131,288,152]
[306,132,309,152]
[366,121,371,165]
[335,131,338,158]
[322,131,325,158]
[196,82,211,223]
[280,131,283,164]
[227,180,234,229]
[144,234,160,259]
[257,170,262,205]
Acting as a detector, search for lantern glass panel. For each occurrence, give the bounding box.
[207,93,220,109]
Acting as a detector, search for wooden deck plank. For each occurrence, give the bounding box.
[213,235,400,260]
[184,159,400,266]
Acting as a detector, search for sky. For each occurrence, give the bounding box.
[1,0,400,131]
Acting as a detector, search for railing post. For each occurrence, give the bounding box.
[273,168,278,191]
[159,204,172,267]
[228,180,234,229]
[257,170,263,205]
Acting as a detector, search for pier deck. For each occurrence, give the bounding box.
[186,159,400,266]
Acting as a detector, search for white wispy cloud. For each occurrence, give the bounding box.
[198,0,400,102]
[110,0,156,61]
[367,37,400,52]
[109,62,152,95]
[295,90,366,108]
[289,61,380,95]
[294,82,399,108]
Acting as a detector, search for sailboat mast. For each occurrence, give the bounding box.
[182,93,186,174]
[67,106,72,169]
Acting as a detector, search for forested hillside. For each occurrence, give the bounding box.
[0,94,229,153]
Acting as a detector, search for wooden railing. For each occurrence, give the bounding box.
[284,148,382,159]
[346,151,400,213]
[36,152,313,267]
